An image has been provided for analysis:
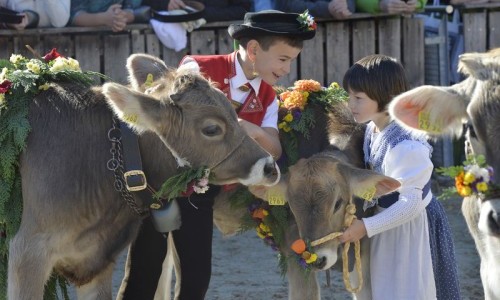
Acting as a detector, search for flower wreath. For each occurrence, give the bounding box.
[154,166,211,202]
[0,48,106,298]
[437,154,495,199]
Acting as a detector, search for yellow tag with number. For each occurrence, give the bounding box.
[145,73,154,87]
[360,186,376,201]
[418,111,442,134]
[267,187,286,206]
[123,113,138,124]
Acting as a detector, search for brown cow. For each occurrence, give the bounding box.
[7,53,279,299]
[389,48,500,300]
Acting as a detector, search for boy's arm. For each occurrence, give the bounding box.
[238,120,282,160]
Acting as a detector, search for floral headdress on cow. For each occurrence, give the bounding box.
[437,154,495,199]
[0,48,104,297]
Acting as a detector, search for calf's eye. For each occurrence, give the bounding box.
[333,199,343,212]
[202,125,222,137]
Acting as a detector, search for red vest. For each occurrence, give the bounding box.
[180,52,276,126]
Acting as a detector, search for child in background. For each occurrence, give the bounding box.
[339,54,461,300]
[117,10,316,300]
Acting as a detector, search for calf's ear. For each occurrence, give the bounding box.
[349,168,401,200]
[102,82,167,133]
[127,54,169,92]
[389,85,467,137]
[248,179,288,204]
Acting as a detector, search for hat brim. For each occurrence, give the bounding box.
[151,1,205,23]
[0,7,24,24]
[228,24,316,41]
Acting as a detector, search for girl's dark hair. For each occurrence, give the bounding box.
[238,35,304,51]
[342,54,409,112]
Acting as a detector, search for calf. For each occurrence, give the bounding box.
[389,48,500,300]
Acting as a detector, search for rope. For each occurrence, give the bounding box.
[310,201,363,294]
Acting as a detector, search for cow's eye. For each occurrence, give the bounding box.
[333,199,343,212]
[466,122,476,138]
[202,125,222,136]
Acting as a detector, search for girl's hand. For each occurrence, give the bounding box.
[329,0,352,19]
[379,0,417,13]
[339,219,367,243]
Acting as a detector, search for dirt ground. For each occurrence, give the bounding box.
[105,193,484,300]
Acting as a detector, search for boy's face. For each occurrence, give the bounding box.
[347,89,379,124]
[253,40,302,86]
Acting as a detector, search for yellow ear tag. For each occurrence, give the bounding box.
[144,73,154,87]
[123,113,138,124]
[418,111,442,134]
[359,186,376,201]
[267,187,286,206]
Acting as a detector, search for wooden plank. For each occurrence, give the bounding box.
[43,35,74,58]
[190,30,215,55]
[75,35,102,74]
[0,37,13,59]
[131,29,145,54]
[300,24,324,84]
[325,22,350,86]
[352,20,376,63]
[489,11,500,49]
[162,47,187,68]
[217,29,233,55]
[462,12,487,53]
[146,33,162,58]
[377,17,401,61]
[402,17,425,87]
[104,34,130,83]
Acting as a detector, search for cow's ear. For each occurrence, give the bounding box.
[389,85,467,136]
[458,51,498,81]
[349,168,401,200]
[102,82,166,133]
[248,178,288,204]
[127,54,169,92]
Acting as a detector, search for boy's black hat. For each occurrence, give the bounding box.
[228,10,316,41]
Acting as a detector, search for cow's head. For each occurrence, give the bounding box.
[102,54,279,186]
[389,48,500,238]
[252,153,400,271]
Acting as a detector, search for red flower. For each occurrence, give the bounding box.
[0,80,12,94]
[180,181,195,197]
[43,48,62,62]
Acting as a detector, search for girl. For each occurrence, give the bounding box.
[339,54,461,300]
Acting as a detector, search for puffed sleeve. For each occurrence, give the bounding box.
[363,140,433,237]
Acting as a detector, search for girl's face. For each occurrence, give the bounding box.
[347,89,379,124]
[252,40,301,86]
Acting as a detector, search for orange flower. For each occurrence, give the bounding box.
[291,239,306,254]
[252,208,267,219]
[294,79,321,92]
[280,90,307,110]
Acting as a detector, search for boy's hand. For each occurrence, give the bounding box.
[339,219,367,243]
[105,4,127,32]
[329,0,352,19]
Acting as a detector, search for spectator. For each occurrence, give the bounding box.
[253,0,275,11]
[274,0,354,19]
[356,0,426,14]
[1,0,70,29]
[142,0,252,22]
[69,0,144,32]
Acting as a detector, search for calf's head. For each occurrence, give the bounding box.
[390,48,500,237]
[102,54,279,186]
[253,152,400,270]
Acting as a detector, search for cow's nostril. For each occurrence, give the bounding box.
[263,162,277,177]
[314,256,327,269]
[487,211,500,235]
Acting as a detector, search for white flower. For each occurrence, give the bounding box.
[9,54,24,64]
[26,60,41,74]
[0,68,7,81]
[49,57,82,73]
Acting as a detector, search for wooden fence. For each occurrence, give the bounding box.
[1,5,499,87]
[1,14,426,87]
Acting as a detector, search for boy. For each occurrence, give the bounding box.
[117,10,316,300]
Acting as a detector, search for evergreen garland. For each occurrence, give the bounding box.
[229,80,349,277]
[0,49,105,299]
